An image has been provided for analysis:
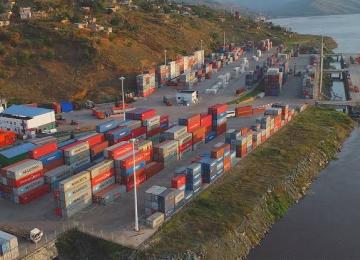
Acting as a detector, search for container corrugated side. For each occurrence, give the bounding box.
[59,171,90,192]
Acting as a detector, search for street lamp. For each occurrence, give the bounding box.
[200,39,203,50]
[164,50,167,65]
[130,138,139,232]
[119,76,126,121]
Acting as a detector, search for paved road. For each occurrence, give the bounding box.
[0,52,312,255]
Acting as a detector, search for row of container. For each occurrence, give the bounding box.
[144,103,302,229]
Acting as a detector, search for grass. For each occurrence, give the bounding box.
[228,80,265,105]
[55,228,133,260]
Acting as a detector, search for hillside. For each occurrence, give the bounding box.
[226,0,360,17]
[0,0,327,103]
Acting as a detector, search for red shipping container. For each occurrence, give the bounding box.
[30,142,58,159]
[121,168,146,185]
[91,169,114,186]
[171,175,186,189]
[253,107,266,114]
[112,135,131,145]
[141,149,153,163]
[54,207,62,217]
[200,114,212,128]
[261,135,267,143]
[82,133,105,147]
[160,115,169,124]
[146,127,164,138]
[191,126,206,143]
[108,142,133,159]
[215,123,227,136]
[90,141,109,156]
[241,128,249,137]
[145,161,164,180]
[236,144,247,158]
[0,183,11,194]
[179,140,192,153]
[43,159,64,173]
[208,104,228,115]
[224,157,231,172]
[131,126,147,139]
[118,151,144,169]
[140,109,157,121]
[7,170,43,188]
[18,184,50,205]
[182,114,201,132]
[211,146,225,159]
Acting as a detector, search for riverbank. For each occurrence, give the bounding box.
[51,107,354,260]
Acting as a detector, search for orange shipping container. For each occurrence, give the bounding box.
[0,131,16,148]
[223,157,231,172]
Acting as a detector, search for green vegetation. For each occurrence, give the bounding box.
[56,229,133,260]
[228,80,265,104]
[54,107,355,259]
[0,0,332,103]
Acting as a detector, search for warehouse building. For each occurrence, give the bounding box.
[0,105,56,137]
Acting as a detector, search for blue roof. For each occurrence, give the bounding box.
[0,143,36,158]
[2,105,53,118]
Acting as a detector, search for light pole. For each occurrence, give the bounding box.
[130,138,139,232]
[119,76,126,121]
[200,39,203,50]
[164,50,167,65]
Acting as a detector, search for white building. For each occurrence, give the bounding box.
[19,7,31,20]
[176,90,199,105]
[0,105,56,137]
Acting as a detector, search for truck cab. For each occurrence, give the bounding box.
[30,228,43,243]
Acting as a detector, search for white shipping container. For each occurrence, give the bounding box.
[142,115,160,128]
[0,231,18,250]
[146,212,165,229]
[63,142,90,157]
[60,181,91,202]
[87,160,114,179]
[60,189,92,209]
[164,126,187,140]
[5,160,43,180]
[59,171,90,192]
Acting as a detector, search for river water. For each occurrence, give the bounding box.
[248,14,360,260]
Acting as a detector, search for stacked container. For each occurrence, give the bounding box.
[77,133,106,161]
[135,139,153,163]
[0,231,19,260]
[137,72,156,97]
[104,142,133,160]
[265,68,283,96]
[62,141,91,173]
[201,114,214,143]
[115,151,146,192]
[144,185,167,217]
[153,140,178,166]
[144,161,164,180]
[200,157,217,183]
[208,104,228,136]
[171,175,186,191]
[92,184,126,205]
[185,163,202,194]
[44,165,72,190]
[87,160,115,197]
[38,150,64,172]
[96,120,118,134]
[158,188,176,218]
[57,171,92,218]
[0,143,35,167]
[105,127,131,145]
[1,159,49,204]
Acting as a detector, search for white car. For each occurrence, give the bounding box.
[226,110,236,118]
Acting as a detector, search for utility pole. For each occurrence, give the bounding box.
[200,39,203,51]
[223,31,226,51]
[130,139,139,232]
[319,36,324,100]
[164,50,167,65]
[119,76,126,121]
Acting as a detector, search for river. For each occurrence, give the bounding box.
[248,14,360,260]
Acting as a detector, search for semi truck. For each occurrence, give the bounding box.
[0,225,43,243]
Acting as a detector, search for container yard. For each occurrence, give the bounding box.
[0,38,315,258]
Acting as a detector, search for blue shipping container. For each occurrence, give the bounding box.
[205,131,216,143]
[96,120,118,133]
[60,101,73,113]
[120,161,146,176]
[0,143,36,159]
[38,150,63,166]
[58,139,77,149]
